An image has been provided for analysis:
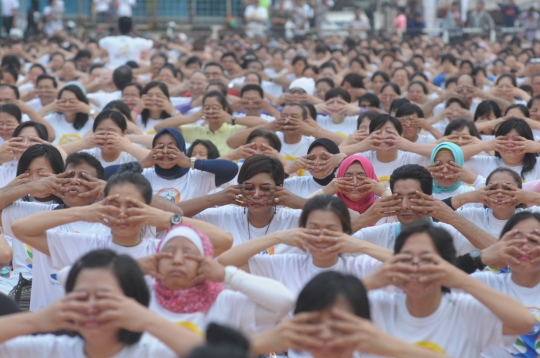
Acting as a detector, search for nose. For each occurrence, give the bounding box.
[441,165,449,174]
[352,175,359,186]
[401,197,410,210]
[172,250,185,265]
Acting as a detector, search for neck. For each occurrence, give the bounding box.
[111,231,142,247]
[376,149,399,163]
[502,157,523,167]
[407,132,419,142]
[492,207,516,220]
[84,338,124,358]
[247,209,274,228]
[101,150,122,163]
[41,97,55,106]
[208,121,223,133]
[283,132,302,144]
[149,110,162,119]
[331,114,345,124]
[406,290,442,318]
[65,113,76,123]
[312,254,339,268]
[245,109,261,117]
[511,271,540,288]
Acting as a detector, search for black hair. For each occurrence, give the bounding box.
[105,162,152,204]
[302,65,320,76]
[380,82,401,95]
[112,66,133,91]
[357,111,379,130]
[57,85,90,130]
[118,16,133,35]
[185,56,203,68]
[395,103,424,118]
[444,118,482,139]
[65,152,105,180]
[237,154,284,187]
[474,100,502,122]
[28,63,46,74]
[299,195,351,234]
[1,55,21,73]
[505,104,530,118]
[103,100,133,122]
[316,77,335,89]
[390,164,433,195]
[203,91,231,115]
[371,70,390,83]
[301,102,317,121]
[36,74,57,88]
[151,53,168,67]
[500,211,540,239]
[294,271,370,319]
[320,61,337,73]
[246,128,282,152]
[520,84,533,98]
[291,55,308,67]
[486,166,522,189]
[185,323,249,358]
[0,103,21,123]
[65,249,149,345]
[459,59,474,73]
[221,51,239,63]
[93,110,127,133]
[411,71,428,82]
[392,67,410,80]
[240,84,263,98]
[408,80,428,94]
[283,102,308,120]
[341,73,364,89]
[204,61,224,73]
[528,94,540,109]
[141,82,170,127]
[369,113,403,135]
[186,139,220,159]
[394,219,456,293]
[122,82,142,97]
[244,71,261,84]
[358,93,380,108]
[445,76,458,89]
[445,97,467,109]
[206,81,228,96]
[496,73,517,87]
[389,98,410,115]
[0,84,19,99]
[89,63,104,74]
[495,118,537,178]
[74,50,91,61]
[12,121,48,141]
[440,53,457,66]
[325,87,351,103]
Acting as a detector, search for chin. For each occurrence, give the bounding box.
[344,193,363,202]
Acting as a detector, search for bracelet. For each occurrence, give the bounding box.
[231,116,236,126]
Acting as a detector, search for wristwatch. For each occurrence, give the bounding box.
[170,214,183,226]
[231,115,236,125]
[190,157,197,169]
[469,249,486,270]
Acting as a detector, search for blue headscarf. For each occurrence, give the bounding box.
[430,142,464,194]
[153,127,189,180]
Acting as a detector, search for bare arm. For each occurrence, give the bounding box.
[0,233,12,267]
[154,111,201,131]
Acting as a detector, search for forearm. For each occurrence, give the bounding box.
[424,125,443,139]
[25,110,56,142]
[421,98,442,118]
[0,234,12,267]
[352,239,393,262]
[387,339,448,358]
[401,142,435,158]
[182,217,233,256]
[315,128,345,144]
[13,207,83,238]
[194,159,238,187]
[339,141,369,156]
[0,183,36,210]
[226,125,266,149]
[154,113,197,131]
[60,140,90,154]
[123,144,151,161]
[127,134,154,148]
[446,213,496,249]
[482,94,511,112]
[0,312,46,342]
[217,234,280,269]
[461,275,535,335]
[175,193,223,217]
[234,116,268,127]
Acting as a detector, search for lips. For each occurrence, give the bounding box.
[67,186,79,194]
[519,254,531,261]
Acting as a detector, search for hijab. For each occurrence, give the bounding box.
[153,127,189,180]
[307,138,340,186]
[153,224,225,314]
[336,155,378,214]
[430,142,464,194]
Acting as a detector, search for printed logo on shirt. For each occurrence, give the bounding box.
[157,187,181,203]
[176,321,203,336]
[146,129,157,135]
[58,133,83,144]
[413,341,445,353]
[25,244,33,270]
[378,175,390,190]
[512,307,540,357]
[260,246,275,255]
[284,155,305,176]
[336,132,348,139]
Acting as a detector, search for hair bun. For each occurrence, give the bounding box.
[117,161,143,175]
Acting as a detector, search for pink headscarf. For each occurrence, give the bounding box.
[153,223,224,314]
[336,155,378,214]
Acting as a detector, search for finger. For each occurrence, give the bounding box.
[184,253,205,262]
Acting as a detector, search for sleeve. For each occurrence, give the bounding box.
[98,37,110,50]
[206,291,258,332]
[1,202,56,238]
[193,159,238,187]
[353,256,383,278]
[464,156,493,176]
[247,255,285,281]
[0,335,60,357]
[178,125,199,143]
[352,226,394,250]
[404,152,430,167]
[135,38,154,52]
[134,334,178,358]
[193,208,225,228]
[47,231,100,270]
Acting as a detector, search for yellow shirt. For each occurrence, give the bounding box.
[181,122,247,155]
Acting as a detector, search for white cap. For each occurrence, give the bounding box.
[159,226,204,255]
[289,77,315,96]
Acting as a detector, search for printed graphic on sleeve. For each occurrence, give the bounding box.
[157,188,181,203]
[511,307,540,357]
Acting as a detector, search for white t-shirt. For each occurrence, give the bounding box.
[99,35,153,69]
[316,115,357,139]
[359,151,430,190]
[366,291,503,358]
[0,164,17,188]
[234,111,276,123]
[142,168,216,203]
[116,0,136,17]
[25,97,44,112]
[433,183,475,202]
[1,0,18,16]
[352,221,475,255]
[1,201,111,311]
[81,147,138,168]
[283,175,324,198]
[45,112,93,145]
[433,98,481,117]
[149,289,258,336]
[465,156,540,183]
[473,271,540,358]
[87,90,121,111]
[264,67,288,79]
[244,5,268,29]
[276,131,315,177]
[415,133,436,144]
[135,114,163,135]
[93,0,111,13]
[0,333,177,358]
[249,254,381,296]
[194,206,303,254]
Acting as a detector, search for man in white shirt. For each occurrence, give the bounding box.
[93,0,111,24]
[244,0,268,38]
[1,0,19,35]
[116,0,136,18]
[98,17,153,69]
[86,65,133,110]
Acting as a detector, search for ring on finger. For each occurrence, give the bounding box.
[152,154,157,159]
[274,197,279,204]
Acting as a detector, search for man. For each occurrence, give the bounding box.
[25,75,57,113]
[348,7,371,40]
[244,0,268,39]
[86,65,133,110]
[234,84,280,122]
[498,0,520,28]
[352,164,497,254]
[287,0,313,37]
[220,52,243,79]
[467,0,495,34]
[531,73,540,97]
[98,17,153,68]
[1,0,18,36]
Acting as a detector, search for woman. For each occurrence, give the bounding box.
[472,211,540,357]
[140,128,238,203]
[179,155,306,254]
[378,83,400,113]
[103,100,143,135]
[252,271,446,358]
[121,82,143,112]
[362,220,536,357]
[391,68,409,94]
[429,97,473,134]
[341,73,365,103]
[0,104,22,145]
[427,142,476,201]
[60,110,150,168]
[187,139,220,160]
[40,84,95,145]
[315,78,335,101]
[136,82,178,135]
[406,81,429,105]
[473,100,501,136]
[143,223,294,336]
[284,139,346,198]
[368,71,390,95]
[0,249,202,357]
[395,103,440,143]
[489,73,530,105]
[217,195,390,297]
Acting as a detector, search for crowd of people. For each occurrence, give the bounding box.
[0,7,537,357]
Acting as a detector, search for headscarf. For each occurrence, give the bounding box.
[336,155,378,214]
[430,142,464,194]
[153,127,189,180]
[153,224,225,314]
[308,138,340,186]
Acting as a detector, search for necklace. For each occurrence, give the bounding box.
[246,210,276,241]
